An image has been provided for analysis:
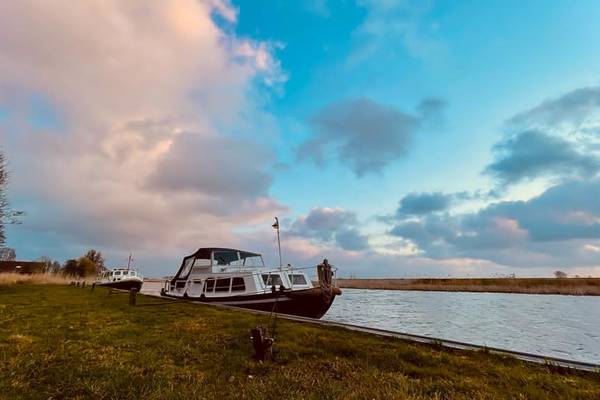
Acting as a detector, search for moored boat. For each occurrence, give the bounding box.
[95,268,143,291]
[160,247,341,319]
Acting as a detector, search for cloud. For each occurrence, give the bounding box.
[389,179,600,268]
[350,0,444,65]
[305,0,330,17]
[288,207,369,251]
[509,85,600,129]
[484,130,599,185]
[395,192,452,216]
[299,97,444,176]
[0,0,286,269]
[146,133,272,199]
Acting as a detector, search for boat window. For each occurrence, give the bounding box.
[289,274,307,285]
[204,278,215,293]
[231,277,245,292]
[261,274,282,286]
[243,255,264,268]
[212,251,240,267]
[114,271,121,276]
[193,257,211,267]
[177,257,195,279]
[215,278,231,292]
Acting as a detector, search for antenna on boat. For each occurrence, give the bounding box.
[272,217,282,271]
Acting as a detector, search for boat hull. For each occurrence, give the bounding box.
[96,278,143,291]
[162,287,340,319]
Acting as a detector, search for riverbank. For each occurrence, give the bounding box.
[1,286,599,399]
[337,277,600,295]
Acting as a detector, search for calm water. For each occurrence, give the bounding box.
[324,289,600,364]
[142,283,600,364]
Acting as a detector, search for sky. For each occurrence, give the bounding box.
[1,0,600,278]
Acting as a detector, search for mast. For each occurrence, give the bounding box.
[127,253,132,271]
[273,217,282,271]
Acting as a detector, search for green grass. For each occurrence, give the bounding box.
[1,285,599,399]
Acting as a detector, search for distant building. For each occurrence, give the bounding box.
[0,261,45,274]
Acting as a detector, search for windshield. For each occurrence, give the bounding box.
[243,255,264,268]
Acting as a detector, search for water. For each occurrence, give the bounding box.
[324,289,600,364]
[142,283,600,364]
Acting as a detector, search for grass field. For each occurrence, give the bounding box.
[337,278,600,295]
[1,285,599,399]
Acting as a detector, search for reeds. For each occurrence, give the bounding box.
[338,278,600,295]
[0,272,72,286]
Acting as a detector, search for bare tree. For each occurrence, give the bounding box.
[554,270,568,279]
[0,247,16,261]
[0,151,24,248]
[38,256,61,273]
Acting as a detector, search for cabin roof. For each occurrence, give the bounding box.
[185,247,261,262]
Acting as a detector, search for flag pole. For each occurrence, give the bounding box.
[273,217,282,271]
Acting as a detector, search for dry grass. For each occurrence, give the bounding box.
[0,272,72,286]
[338,278,600,295]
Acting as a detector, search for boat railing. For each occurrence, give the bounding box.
[163,264,338,296]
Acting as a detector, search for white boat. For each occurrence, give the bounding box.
[160,247,341,319]
[95,268,143,291]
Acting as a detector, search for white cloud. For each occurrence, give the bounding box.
[0,0,286,268]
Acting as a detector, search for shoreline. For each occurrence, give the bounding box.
[337,278,600,296]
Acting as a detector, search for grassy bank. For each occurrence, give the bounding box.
[1,285,599,399]
[337,278,600,295]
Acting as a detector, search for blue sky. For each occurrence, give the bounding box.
[1,0,600,277]
[235,0,600,211]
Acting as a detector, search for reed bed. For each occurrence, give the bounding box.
[337,278,600,295]
[0,272,73,286]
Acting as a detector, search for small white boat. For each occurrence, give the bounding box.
[160,247,341,319]
[95,268,143,291]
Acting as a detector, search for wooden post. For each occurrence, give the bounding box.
[129,288,138,306]
[91,283,95,292]
[251,326,273,361]
[81,281,86,289]
[76,281,80,287]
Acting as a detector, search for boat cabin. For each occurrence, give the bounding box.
[167,247,312,298]
[99,268,140,282]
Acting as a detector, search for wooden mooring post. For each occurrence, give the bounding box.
[81,281,86,289]
[129,288,138,306]
[250,326,274,361]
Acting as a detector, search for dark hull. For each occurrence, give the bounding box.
[97,279,143,291]
[162,287,339,319]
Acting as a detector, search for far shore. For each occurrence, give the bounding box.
[337,277,600,296]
